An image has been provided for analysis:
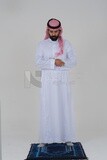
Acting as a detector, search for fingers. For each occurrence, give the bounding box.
[55,59,65,67]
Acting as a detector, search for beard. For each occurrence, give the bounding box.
[49,35,59,41]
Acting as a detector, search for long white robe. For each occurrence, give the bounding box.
[35,38,77,143]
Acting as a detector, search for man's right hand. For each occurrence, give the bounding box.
[55,59,65,67]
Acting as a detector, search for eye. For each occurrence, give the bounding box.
[49,30,53,33]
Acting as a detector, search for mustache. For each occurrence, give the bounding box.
[51,36,57,38]
[50,35,59,38]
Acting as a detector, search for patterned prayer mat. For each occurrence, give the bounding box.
[25,142,88,160]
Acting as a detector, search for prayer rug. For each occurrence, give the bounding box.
[25,142,88,160]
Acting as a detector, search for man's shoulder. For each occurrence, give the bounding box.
[64,39,71,43]
[64,39,72,47]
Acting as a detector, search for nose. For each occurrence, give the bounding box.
[52,32,56,36]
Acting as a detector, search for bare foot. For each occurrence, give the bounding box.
[66,141,74,146]
[37,143,45,148]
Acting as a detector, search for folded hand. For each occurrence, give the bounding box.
[55,59,65,67]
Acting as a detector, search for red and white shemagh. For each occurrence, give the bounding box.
[44,18,64,57]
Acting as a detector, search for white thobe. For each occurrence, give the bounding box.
[35,38,77,143]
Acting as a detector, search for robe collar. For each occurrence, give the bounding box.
[48,38,58,44]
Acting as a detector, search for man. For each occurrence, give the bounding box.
[35,18,77,147]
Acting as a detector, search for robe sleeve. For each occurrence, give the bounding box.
[64,41,77,68]
[35,42,55,70]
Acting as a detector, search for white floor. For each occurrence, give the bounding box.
[83,136,107,160]
[1,135,107,160]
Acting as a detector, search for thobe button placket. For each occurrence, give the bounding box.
[52,43,58,57]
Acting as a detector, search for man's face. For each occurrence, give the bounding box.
[48,29,60,41]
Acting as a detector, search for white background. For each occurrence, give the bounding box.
[0,0,107,160]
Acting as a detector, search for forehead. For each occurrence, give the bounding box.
[48,28,60,32]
